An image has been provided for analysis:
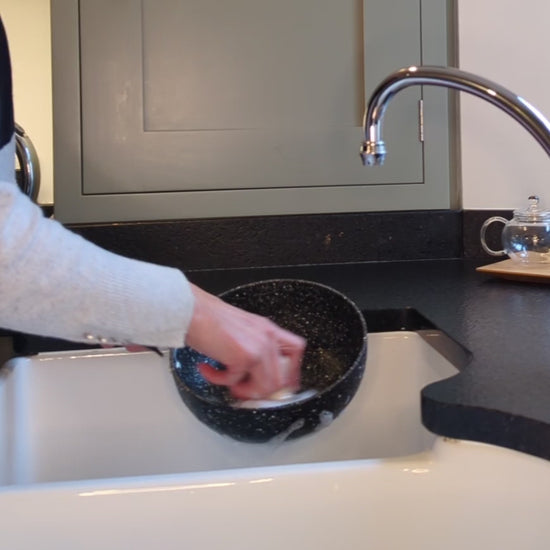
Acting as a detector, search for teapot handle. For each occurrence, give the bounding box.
[480,216,508,256]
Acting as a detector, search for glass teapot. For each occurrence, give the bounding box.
[480,196,550,264]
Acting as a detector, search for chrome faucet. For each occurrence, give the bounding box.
[360,65,550,166]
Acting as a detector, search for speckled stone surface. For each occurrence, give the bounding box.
[68,210,462,270]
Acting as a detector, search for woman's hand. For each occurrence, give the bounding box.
[185,284,306,400]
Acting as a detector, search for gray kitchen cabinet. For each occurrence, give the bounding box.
[51,0,455,223]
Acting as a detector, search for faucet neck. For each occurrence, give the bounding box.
[362,65,550,165]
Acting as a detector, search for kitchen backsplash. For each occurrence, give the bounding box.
[64,209,510,271]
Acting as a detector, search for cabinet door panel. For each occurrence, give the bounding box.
[53,0,451,222]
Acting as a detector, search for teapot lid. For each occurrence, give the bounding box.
[513,195,550,221]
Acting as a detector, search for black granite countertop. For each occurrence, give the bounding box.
[181,258,550,461]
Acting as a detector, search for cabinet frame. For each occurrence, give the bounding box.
[51,0,457,223]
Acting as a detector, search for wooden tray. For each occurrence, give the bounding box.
[476,259,550,283]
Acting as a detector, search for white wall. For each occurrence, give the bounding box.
[458,0,550,209]
[2,1,549,210]
[0,0,53,205]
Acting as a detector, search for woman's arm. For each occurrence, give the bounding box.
[0,175,194,348]
[0,15,304,399]
[0,177,305,398]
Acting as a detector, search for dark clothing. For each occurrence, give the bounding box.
[0,17,14,148]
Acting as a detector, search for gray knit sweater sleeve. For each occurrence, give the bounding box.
[0,139,194,348]
[0,17,193,348]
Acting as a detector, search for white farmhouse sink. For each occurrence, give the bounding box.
[0,331,548,549]
[0,331,455,485]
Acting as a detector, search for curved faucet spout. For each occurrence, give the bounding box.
[360,65,550,166]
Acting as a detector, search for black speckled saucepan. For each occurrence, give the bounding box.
[170,279,368,443]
